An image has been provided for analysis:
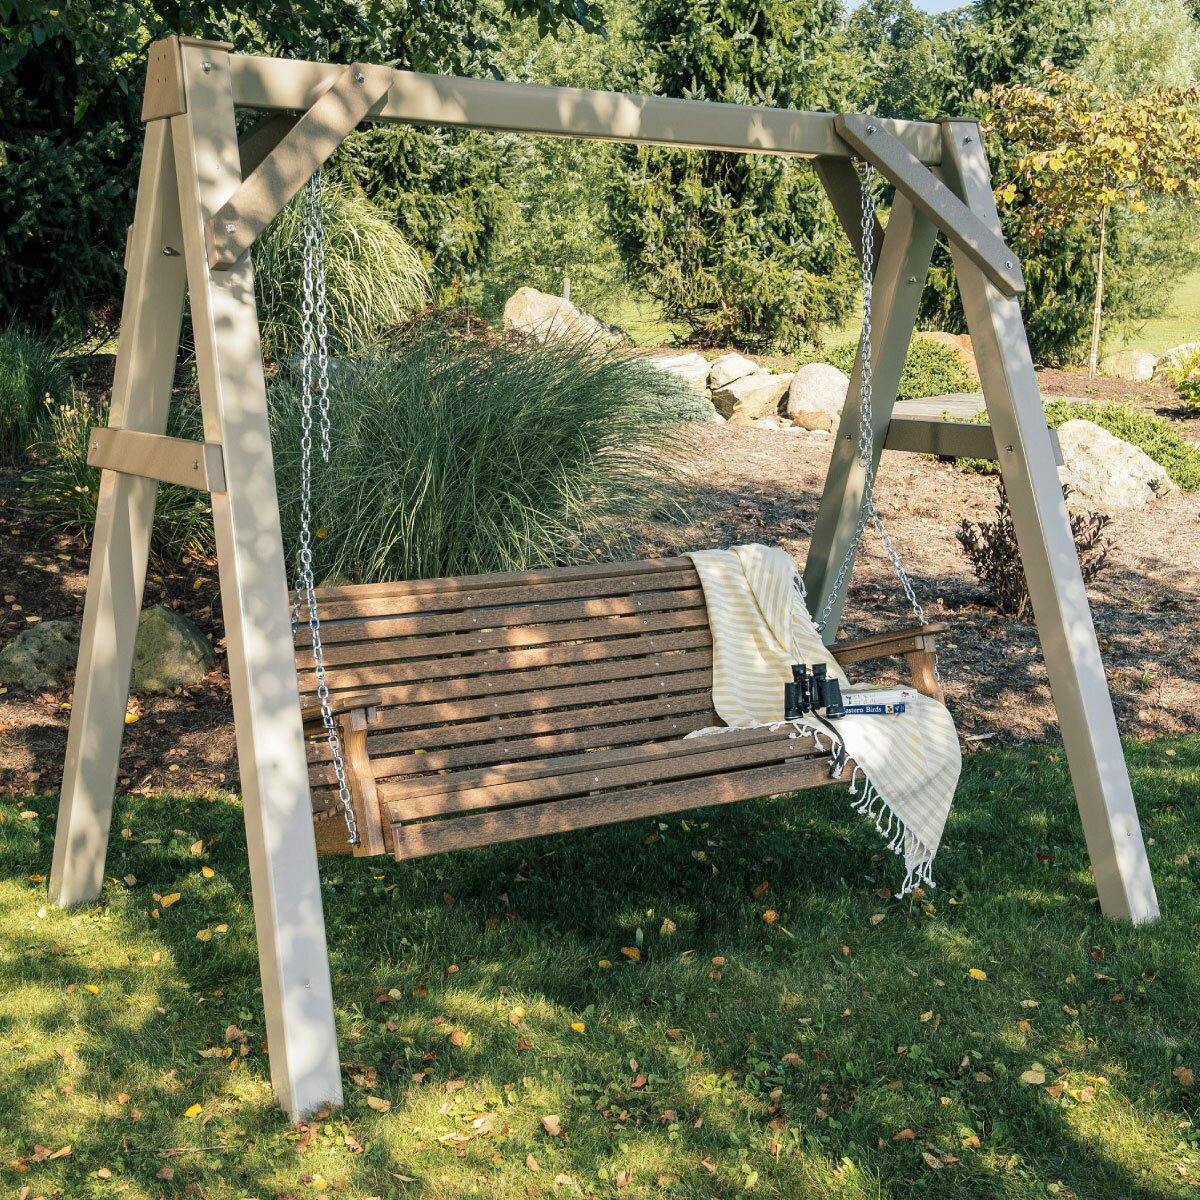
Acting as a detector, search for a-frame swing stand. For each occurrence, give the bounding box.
[49,36,1160,1120]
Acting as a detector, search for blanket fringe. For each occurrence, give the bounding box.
[687,717,935,897]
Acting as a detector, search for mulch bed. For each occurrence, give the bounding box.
[3,365,1198,798]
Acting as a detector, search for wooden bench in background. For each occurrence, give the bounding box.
[295,557,945,860]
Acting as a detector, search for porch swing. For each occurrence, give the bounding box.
[50,38,1157,1121]
[294,164,947,861]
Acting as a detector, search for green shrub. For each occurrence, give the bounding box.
[253,183,430,361]
[267,328,689,583]
[824,337,974,401]
[1042,400,1200,491]
[0,328,70,462]
[1166,347,1200,412]
[27,391,213,561]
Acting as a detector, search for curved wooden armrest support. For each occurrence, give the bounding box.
[831,622,947,702]
[300,689,383,732]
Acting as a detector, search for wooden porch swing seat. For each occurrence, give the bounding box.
[297,556,946,860]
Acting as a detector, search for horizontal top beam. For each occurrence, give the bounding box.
[226,55,947,164]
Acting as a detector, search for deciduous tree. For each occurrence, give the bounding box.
[985,64,1200,375]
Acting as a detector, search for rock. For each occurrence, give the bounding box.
[502,287,621,346]
[787,363,850,431]
[130,606,213,695]
[1098,349,1158,382]
[917,331,980,381]
[1056,419,1176,510]
[648,352,711,396]
[1155,341,1200,376]
[708,352,762,390]
[0,619,80,692]
[752,415,791,432]
[712,372,794,425]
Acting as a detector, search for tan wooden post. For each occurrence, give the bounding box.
[49,118,187,905]
[939,121,1158,923]
[168,38,344,1114]
[802,194,937,636]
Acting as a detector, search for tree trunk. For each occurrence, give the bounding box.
[1087,205,1108,379]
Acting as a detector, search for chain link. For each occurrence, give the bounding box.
[815,163,932,673]
[294,171,359,847]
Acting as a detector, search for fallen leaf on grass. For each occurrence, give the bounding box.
[1020,1067,1047,1085]
[183,1103,202,1118]
[570,1021,586,1034]
[762,909,780,925]
[160,892,181,908]
[526,1154,540,1172]
[968,968,987,981]
[1174,1066,1194,1087]
[541,1115,564,1137]
[200,866,216,879]
[892,1128,916,1141]
[366,1096,391,1112]
[620,947,641,961]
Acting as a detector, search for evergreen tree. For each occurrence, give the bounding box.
[607,0,859,351]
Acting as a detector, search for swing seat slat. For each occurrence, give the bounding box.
[297,557,946,859]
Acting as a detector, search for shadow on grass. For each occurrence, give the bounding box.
[3,735,1199,1197]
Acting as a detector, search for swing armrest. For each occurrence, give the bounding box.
[831,624,946,701]
[300,690,384,733]
[830,623,946,666]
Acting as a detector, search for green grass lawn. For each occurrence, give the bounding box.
[3,736,1199,1199]
[1114,269,1200,357]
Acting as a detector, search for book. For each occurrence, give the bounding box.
[839,686,914,716]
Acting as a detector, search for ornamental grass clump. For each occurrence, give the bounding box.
[254,183,430,361]
[0,326,70,462]
[268,326,692,583]
[28,390,214,561]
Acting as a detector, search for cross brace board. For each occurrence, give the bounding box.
[50,35,1159,1125]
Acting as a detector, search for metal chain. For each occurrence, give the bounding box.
[815,164,931,659]
[295,171,359,846]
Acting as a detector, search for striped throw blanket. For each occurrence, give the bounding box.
[687,544,961,893]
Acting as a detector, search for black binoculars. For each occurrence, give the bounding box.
[784,662,845,720]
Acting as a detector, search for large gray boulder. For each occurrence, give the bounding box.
[648,352,711,396]
[0,619,81,692]
[708,352,761,390]
[1098,349,1158,382]
[503,287,620,346]
[787,363,849,431]
[1056,419,1175,510]
[712,371,793,425]
[130,606,213,695]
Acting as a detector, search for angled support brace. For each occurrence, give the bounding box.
[835,113,1025,297]
[205,61,392,269]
